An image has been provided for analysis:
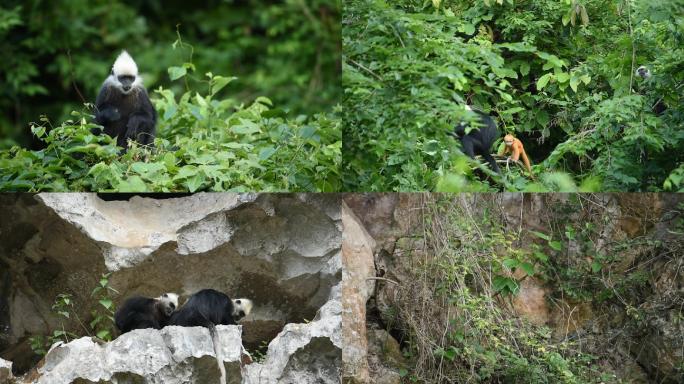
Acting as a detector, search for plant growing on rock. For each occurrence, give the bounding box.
[28,273,118,357]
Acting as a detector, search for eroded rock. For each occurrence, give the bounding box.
[0,357,12,383]
[33,326,242,384]
[341,203,376,383]
[244,285,342,383]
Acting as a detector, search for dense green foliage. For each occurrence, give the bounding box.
[0,1,341,192]
[343,0,684,192]
[0,0,340,147]
[385,195,683,383]
[0,73,341,191]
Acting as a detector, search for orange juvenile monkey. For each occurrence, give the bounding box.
[499,134,533,175]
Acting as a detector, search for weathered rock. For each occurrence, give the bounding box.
[32,325,242,384]
[367,329,405,384]
[509,276,550,326]
[341,202,376,383]
[243,285,342,383]
[347,193,684,384]
[0,357,12,383]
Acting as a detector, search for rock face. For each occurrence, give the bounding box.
[35,326,244,384]
[0,358,12,383]
[0,193,342,383]
[343,193,684,384]
[244,285,341,383]
[341,203,376,383]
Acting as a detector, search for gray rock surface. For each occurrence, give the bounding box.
[35,326,243,384]
[243,284,342,383]
[0,357,12,383]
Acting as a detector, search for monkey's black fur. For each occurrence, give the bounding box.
[94,84,156,150]
[115,296,174,334]
[451,110,500,173]
[169,289,244,328]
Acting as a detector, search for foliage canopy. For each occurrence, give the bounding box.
[342,0,684,192]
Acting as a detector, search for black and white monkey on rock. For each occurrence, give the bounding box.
[95,50,156,150]
[449,105,501,173]
[168,289,253,328]
[114,292,179,334]
[168,289,252,384]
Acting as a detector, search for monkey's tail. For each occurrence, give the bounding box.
[200,311,227,384]
[208,323,227,384]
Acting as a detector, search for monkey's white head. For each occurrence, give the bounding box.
[156,292,179,316]
[636,65,651,79]
[109,50,142,94]
[113,50,138,77]
[232,298,253,321]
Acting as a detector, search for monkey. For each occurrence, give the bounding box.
[168,289,253,384]
[449,105,501,173]
[635,65,651,79]
[168,289,253,328]
[94,50,156,151]
[499,134,533,175]
[114,293,179,334]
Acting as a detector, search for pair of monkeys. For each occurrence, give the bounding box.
[452,106,533,176]
[114,289,253,334]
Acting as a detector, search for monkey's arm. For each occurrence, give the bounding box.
[482,153,501,173]
[459,137,476,158]
[125,89,157,146]
[94,85,120,125]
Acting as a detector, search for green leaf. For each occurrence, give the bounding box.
[96,330,110,340]
[502,258,519,269]
[117,176,148,192]
[258,146,276,161]
[211,76,237,96]
[570,76,580,92]
[519,62,530,76]
[530,231,551,241]
[300,125,317,139]
[184,173,204,192]
[493,275,519,295]
[519,262,535,276]
[591,260,602,273]
[549,241,562,251]
[556,72,570,83]
[533,251,549,262]
[232,119,262,135]
[168,66,187,81]
[99,299,113,310]
[537,73,552,90]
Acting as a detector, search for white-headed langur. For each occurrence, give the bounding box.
[449,105,501,173]
[95,50,156,151]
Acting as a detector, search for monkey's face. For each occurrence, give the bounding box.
[116,74,136,93]
[232,298,254,321]
[636,66,651,79]
[504,134,514,147]
[158,292,179,316]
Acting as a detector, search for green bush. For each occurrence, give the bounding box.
[0,0,340,147]
[0,71,341,192]
[385,195,682,383]
[343,0,684,192]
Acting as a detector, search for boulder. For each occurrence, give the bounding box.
[34,326,243,384]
